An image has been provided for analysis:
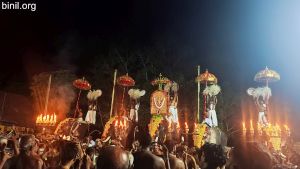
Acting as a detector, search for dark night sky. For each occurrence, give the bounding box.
[1,0,300,126]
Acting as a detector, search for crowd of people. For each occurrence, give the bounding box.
[0,126,229,169]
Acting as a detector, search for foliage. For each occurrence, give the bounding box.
[148,114,164,138]
[193,123,207,148]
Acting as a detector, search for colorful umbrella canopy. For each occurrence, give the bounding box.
[117,74,135,87]
[254,67,280,83]
[195,69,218,84]
[151,73,171,86]
[73,77,91,90]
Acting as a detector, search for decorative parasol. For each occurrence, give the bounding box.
[254,66,280,86]
[195,69,218,122]
[151,73,171,90]
[117,74,135,87]
[195,69,218,85]
[73,77,91,90]
[254,67,280,112]
[117,74,135,116]
[73,77,91,117]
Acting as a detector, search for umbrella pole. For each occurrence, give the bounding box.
[121,87,126,116]
[203,81,207,117]
[110,69,117,118]
[197,65,201,123]
[266,79,269,113]
[74,89,82,118]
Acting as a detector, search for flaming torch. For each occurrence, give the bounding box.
[250,120,254,135]
[35,75,57,127]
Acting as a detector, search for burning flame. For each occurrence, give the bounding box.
[36,113,57,126]
[184,122,189,131]
[168,122,171,129]
[284,125,289,131]
[115,119,127,129]
[275,123,281,132]
[242,122,246,131]
[250,120,254,131]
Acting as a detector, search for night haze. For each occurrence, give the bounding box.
[1,0,300,136]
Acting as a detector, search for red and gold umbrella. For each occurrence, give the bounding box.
[73,77,91,117]
[254,67,280,86]
[117,74,135,87]
[195,69,218,120]
[151,73,171,91]
[195,69,218,85]
[73,77,91,90]
[117,74,135,116]
[151,73,171,86]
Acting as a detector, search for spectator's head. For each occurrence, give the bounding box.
[137,128,152,149]
[86,147,95,158]
[164,138,175,153]
[19,134,37,154]
[200,143,227,169]
[60,141,83,166]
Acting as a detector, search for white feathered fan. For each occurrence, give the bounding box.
[87,89,102,101]
[203,84,221,96]
[247,86,271,101]
[128,89,146,100]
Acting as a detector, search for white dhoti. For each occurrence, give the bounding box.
[203,118,212,127]
[258,111,268,126]
[210,109,218,127]
[85,110,96,124]
[169,106,179,124]
[129,109,138,122]
[203,110,218,127]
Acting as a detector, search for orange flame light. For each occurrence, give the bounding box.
[250,120,254,131]
[184,122,189,132]
[242,122,246,131]
[115,119,127,129]
[36,113,57,126]
[284,125,289,131]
